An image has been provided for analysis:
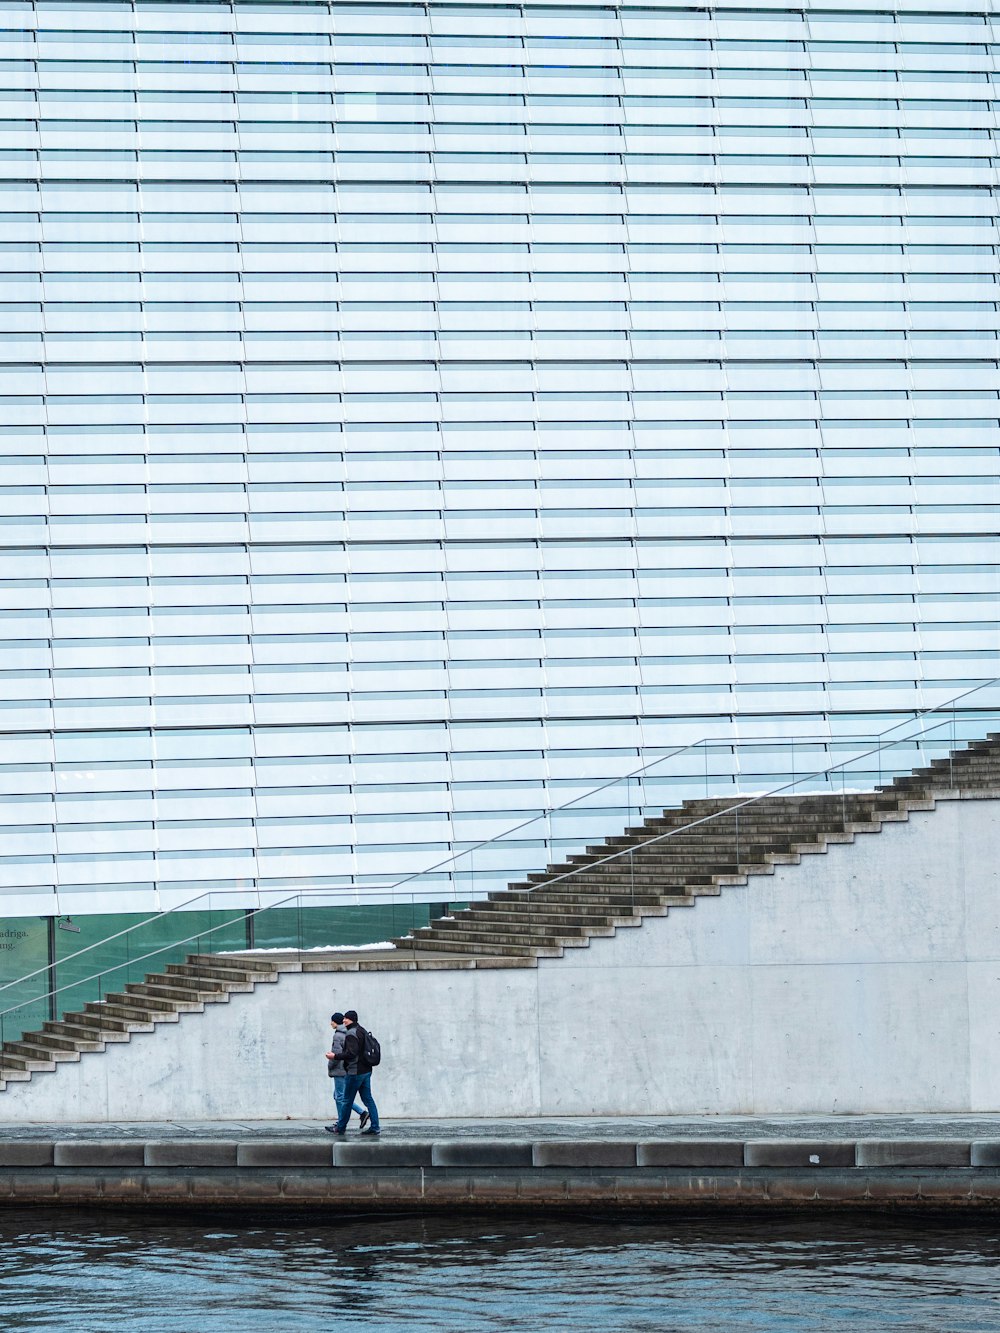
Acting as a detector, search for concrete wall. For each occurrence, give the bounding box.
[2,794,998,1121]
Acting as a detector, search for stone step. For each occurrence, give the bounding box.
[567,843,814,866]
[46,1007,117,1030]
[905,752,1000,767]
[652,810,891,830]
[903,766,1000,783]
[554,856,786,877]
[448,920,643,941]
[927,752,1000,766]
[518,871,728,892]
[143,971,228,995]
[565,840,871,871]
[425,919,594,943]
[588,811,868,836]
[597,820,871,850]
[513,870,683,888]
[460,901,662,924]
[82,995,158,1020]
[555,827,849,855]
[679,795,886,813]
[0,1055,34,1073]
[561,850,816,874]
[167,962,274,985]
[895,768,1000,788]
[0,1050,51,1072]
[42,1022,116,1049]
[473,933,602,951]
[411,924,597,949]
[462,898,679,923]
[525,856,735,875]
[515,875,760,900]
[190,953,280,974]
[44,1016,119,1039]
[429,917,594,938]
[500,885,679,903]
[123,982,213,1007]
[90,996,177,1021]
[45,1016,97,1037]
[3,1039,72,1063]
[16,1031,80,1054]
[400,935,555,957]
[437,911,611,931]
[596,814,891,842]
[81,1006,158,1030]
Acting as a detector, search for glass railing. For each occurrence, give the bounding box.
[385,674,1000,903]
[1,674,998,1060]
[503,691,1000,903]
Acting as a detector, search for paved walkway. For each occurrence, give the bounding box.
[2,1114,1000,1140]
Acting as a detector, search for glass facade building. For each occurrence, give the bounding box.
[0,0,999,939]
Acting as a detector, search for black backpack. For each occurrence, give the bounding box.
[357,1025,381,1068]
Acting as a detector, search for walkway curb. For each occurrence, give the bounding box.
[0,1138,998,1211]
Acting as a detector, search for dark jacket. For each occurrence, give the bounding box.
[342,1023,372,1077]
[327,1023,348,1077]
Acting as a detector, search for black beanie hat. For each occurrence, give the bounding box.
[331,1012,344,1023]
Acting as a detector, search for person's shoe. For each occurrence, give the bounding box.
[360,1127,381,1137]
[324,1126,346,1136]
[359,1111,370,1131]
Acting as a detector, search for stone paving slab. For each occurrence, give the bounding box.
[3,1114,1000,1141]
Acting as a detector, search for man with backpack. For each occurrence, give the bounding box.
[326,1008,381,1138]
[325,1012,369,1133]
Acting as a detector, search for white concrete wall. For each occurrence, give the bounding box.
[2,795,998,1121]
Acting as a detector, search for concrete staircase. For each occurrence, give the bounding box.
[1,731,997,1090]
[389,732,1000,961]
[0,955,298,1089]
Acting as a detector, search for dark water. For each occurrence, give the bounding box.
[1,1210,999,1332]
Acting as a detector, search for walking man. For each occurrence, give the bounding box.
[327,1008,380,1137]
[325,1012,369,1134]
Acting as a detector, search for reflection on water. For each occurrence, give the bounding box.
[0,1210,998,1332]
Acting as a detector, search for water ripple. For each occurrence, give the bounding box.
[0,1212,998,1332]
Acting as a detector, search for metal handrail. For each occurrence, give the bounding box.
[0,672,997,1029]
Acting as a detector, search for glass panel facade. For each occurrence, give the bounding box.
[0,0,998,920]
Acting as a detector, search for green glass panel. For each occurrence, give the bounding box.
[52,909,249,1023]
[251,902,435,951]
[0,918,50,1047]
[0,900,462,1048]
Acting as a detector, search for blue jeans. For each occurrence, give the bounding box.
[335,1072,379,1133]
[333,1074,364,1122]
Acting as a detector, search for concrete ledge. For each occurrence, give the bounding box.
[532,1141,636,1168]
[54,1141,145,1168]
[637,1141,744,1168]
[334,1142,433,1168]
[744,1141,856,1169]
[431,1141,533,1168]
[5,1132,998,1212]
[0,1142,54,1167]
[144,1141,238,1168]
[855,1140,971,1168]
[236,1141,333,1168]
